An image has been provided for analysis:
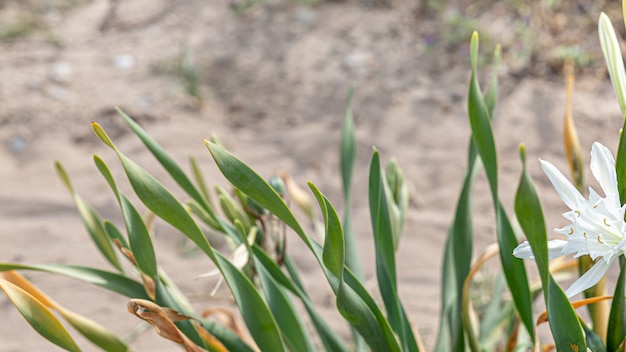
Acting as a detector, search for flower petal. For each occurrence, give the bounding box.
[590,142,618,203]
[540,159,584,210]
[564,258,612,298]
[513,240,567,260]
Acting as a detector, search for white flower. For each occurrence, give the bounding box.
[513,142,626,298]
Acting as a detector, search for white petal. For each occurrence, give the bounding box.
[564,258,612,298]
[513,240,566,260]
[540,159,584,210]
[513,241,533,259]
[590,142,618,199]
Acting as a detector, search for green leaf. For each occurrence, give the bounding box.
[468,33,498,201]
[368,150,397,286]
[483,44,501,117]
[190,156,214,208]
[103,221,129,250]
[257,262,315,352]
[309,183,344,280]
[309,182,400,352]
[97,147,158,281]
[55,161,122,273]
[369,149,419,352]
[515,146,584,347]
[0,279,81,352]
[119,193,158,279]
[547,277,586,351]
[208,138,400,351]
[116,108,210,210]
[94,123,286,352]
[252,247,349,352]
[59,308,130,352]
[0,263,149,299]
[616,118,626,205]
[607,257,626,351]
[215,252,286,351]
[467,33,534,341]
[206,140,309,247]
[338,90,366,352]
[514,146,549,289]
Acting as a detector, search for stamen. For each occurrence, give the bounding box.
[583,232,588,239]
[568,227,574,235]
[604,218,611,226]
[575,210,581,217]
[598,235,604,244]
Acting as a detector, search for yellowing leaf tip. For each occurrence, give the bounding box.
[91,122,115,149]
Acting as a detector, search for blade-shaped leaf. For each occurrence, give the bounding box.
[256,262,315,352]
[368,149,418,352]
[547,277,587,350]
[93,123,286,352]
[117,108,210,210]
[0,263,148,299]
[0,278,81,352]
[1,270,130,352]
[55,161,122,273]
[252,246,349,352]
[515,146,585,348]
[467,32,534,341]
[607,257,626,350]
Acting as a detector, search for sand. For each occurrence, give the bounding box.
[1,0,624,350]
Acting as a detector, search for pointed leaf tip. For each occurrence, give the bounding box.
[91,122,115,149]
[470,32,479,69]
[519,144,526,164]
[54,161,74,194]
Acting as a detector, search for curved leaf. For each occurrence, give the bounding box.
[0,278,81,352]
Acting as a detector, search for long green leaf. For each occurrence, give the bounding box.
[340,88,363,281]
[117,108,210,210]
[59,308,131,352]
[616,117,626,206]
[206,140,309,246]
[252,246,349,352]
[310,183,401,352]
[0,279,81,352]
[0,263,148,299]
[96,147,158,280]
[547,277,587,350]
[93,123,286,352]
[607,257,626,350]
[369,149,418,351]
[515,146,549,289]
[514,146,585,349]
[55,161,122,273]
[467,32,534,340]
[119,193,158,279]
[257,262,316,352]
[207,137,400,351]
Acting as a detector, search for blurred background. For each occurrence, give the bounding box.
[1,0,625,350]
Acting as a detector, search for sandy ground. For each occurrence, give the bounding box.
[1,0,625,350]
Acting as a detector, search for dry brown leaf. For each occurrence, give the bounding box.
[128,299,205,352]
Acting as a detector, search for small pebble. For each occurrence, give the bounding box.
[49,61,73,84]
[9,135,27,155]
[114,54,135,69]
